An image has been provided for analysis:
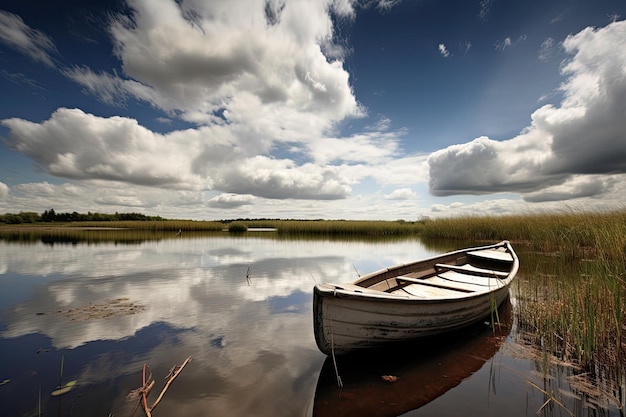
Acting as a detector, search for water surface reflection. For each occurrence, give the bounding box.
[0,234,437,416]
[0,234,623,416]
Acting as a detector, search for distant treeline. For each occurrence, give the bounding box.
[0,209,164,224]
[0,210,359,225]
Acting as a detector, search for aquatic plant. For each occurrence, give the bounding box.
[512,249,625,412]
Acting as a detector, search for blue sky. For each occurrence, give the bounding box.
[1,0,625,220]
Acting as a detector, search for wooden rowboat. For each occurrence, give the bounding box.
[313,240,518,355]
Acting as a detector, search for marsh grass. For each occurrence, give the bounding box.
[227,222,248,232]
[420,209,626,265]
[266,219,423,236]
[68,220,225,232]
[421,209,626,397]
[515,256,625,366]
[0,228,188,244]
[488,210,626,403]
[63,219,426,237]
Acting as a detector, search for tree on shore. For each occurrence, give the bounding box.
[0,211,40,224]
[41,208,56,222]
[1,209,164,224]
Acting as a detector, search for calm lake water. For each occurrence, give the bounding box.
[0,232,623,416]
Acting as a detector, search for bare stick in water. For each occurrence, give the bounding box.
[141,364,152,417]
[150,356,192,412]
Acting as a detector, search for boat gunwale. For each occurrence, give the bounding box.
[315,241,518,304]
[356,240,515,283]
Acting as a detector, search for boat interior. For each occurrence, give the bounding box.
[356,247,515,299]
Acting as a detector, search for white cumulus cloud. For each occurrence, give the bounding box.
[0,181,8,199]
[428,20,626,203]
[385,188,417,200]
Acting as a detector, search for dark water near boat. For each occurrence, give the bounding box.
[0,232,623,416]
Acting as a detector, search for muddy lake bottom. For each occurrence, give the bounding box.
[0,233,623,416]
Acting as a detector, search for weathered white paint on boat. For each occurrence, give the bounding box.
[313,240,519,355]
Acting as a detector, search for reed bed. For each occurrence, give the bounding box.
[266,220,423,236]
[67,220,225,232]
[48,219,424,236]
[7,219,423,236]
[422,209,626,383]
[420,209,626,266]
[514,256,625,371]
[0,228,179,244]
[23,219,425,236]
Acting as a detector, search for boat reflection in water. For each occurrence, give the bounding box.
[311,298,512,417]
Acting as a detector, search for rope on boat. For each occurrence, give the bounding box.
[329,318,343,393]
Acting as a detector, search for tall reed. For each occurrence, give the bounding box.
[500,210,626,377]
[420,209,626,267]
[421,209,625,375]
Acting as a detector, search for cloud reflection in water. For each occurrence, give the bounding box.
[0,236,433,416]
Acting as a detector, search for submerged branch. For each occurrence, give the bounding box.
[150,356,192,412]
[131,356,192,417]
[141,364,152,417]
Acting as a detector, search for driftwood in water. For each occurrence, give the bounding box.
[129,356,192,417]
